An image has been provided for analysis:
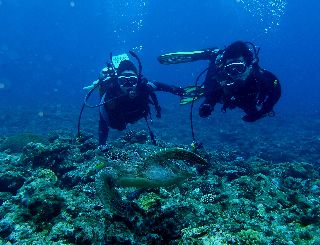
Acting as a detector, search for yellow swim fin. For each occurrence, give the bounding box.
[180,86,204,105]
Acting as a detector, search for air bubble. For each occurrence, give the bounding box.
[239,0,287,32]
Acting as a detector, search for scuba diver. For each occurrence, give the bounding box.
[158,41,281,122]
[82,52,184,145]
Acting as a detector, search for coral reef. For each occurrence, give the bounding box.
[0,130,320,244]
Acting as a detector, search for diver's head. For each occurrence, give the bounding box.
[217,41,255,90]
[222,41,254,65]
[117,60,139,98]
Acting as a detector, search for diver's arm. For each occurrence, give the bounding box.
[147,80,184,96]
[199,75,221,117]
[242,70,281,122]
[149,91,161,118]
[259,71,281,115]
[199,89,219,118]
[201,48,221,60]
[142,80,162,118]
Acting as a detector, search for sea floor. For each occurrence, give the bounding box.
[0,103,319,244]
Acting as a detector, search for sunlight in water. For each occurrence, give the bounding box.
[237,0,287,32]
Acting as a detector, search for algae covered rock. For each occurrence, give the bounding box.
[0,152,28,194]
[2,130,320,244]
[0,171,25,194]
[0,133,47,153]
[122,130,148,144]
[237,229,265,244]
[144,147,208,166]
[137,192,162,211]
[95,148,207,217]
[17,169,64,227]
[117,166,191,189]
[95,172,138,217]
[117,148,207,188]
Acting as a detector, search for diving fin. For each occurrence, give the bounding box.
[180,86,205,105]
[158,49,219,65]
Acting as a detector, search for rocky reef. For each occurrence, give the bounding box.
[0,130,319,244]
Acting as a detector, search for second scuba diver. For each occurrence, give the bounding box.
[158,41,281,122]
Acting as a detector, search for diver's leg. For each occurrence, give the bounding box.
[149,81,184,96]
[98,117,109,145]
[99,106,110,145]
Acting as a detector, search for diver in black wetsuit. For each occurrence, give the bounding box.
[158,41,281,122]
[97,56,184,145]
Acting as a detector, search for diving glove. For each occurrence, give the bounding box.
[172,87,185,96]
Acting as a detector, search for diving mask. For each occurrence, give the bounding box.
[220,61,253,89]
[118,75,138,87]
[118,74,138,98]
[223,61,247,76]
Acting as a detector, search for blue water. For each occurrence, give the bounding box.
[0,0,319,113]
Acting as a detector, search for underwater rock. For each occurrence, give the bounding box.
[0,153,27,194]
[17,169,64,227]
[122,130,148,144]
[0,133,47,153]
[117,148,207,188]
[1,131,320,244]
[116,148,207,188]
[21,140,72,171]
[95,172,138,217]
[27,191,64,223]
[137,192,162,211]
[0,171,25,194]
[237,229,265,244]
[286,162,314,179]
[144,147,208,166]
[96,148,207,196]
[117,169,190,189]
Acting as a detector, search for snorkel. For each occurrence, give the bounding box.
[245,41,260,65]
[128,50,143,83]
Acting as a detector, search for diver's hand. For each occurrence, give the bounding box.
[83,80,99,90]
[199,104,213,118]
[173,87,185,96]
[99,66,114,80]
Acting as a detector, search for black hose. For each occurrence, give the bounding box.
[190,68,208,143]
[77,102,86,138]
[77,81,124,138]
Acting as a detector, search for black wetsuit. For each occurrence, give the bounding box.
[199,49,281,122]
[98,76,182,145]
